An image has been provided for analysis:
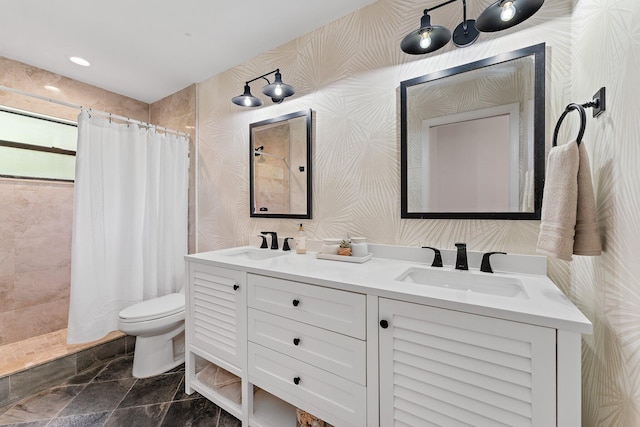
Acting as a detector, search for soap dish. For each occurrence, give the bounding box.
[315,253,373,263]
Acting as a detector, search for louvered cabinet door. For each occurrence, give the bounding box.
[379,299,556,427]
[187,263,246,370]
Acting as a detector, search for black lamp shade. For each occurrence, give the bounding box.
[262,71,295,99]
[476,0,544,32]
[401,13,451,55]
[232,84,262,107]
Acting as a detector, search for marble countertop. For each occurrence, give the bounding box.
[185,245,592,335]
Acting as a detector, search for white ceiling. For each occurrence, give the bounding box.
[1,0,378,103]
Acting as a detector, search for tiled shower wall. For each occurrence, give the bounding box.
[0,57,195,346]
[0,180,74,345]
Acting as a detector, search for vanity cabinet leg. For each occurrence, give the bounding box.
[242,378,252,426]
[185,352,195,394]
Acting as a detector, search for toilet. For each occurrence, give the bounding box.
[118,290,185,378]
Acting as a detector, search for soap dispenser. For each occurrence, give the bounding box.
[295,224,307,254]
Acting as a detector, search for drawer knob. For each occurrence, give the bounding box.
[293,338,300,346]
[293,376,301,385]
[233,284,239,291]
[292,299,300,307]
[380,319,389,329]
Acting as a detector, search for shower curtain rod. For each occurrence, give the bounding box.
[0,85,190,138]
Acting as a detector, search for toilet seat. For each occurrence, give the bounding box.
[119,293,184,323]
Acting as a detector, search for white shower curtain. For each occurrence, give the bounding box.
[67,111,189,344]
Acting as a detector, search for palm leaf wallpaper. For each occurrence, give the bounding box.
[196,0,640,424]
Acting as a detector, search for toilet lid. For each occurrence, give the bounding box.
[119,293,185,322]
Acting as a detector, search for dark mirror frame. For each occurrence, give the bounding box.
[250,109,312,219]
[400,43,546,220]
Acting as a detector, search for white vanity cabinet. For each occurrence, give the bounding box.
[378,299,557,427]
[184,248,589,427]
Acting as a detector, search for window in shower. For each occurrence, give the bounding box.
[0,106,77,182]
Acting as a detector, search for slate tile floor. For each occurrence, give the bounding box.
[0,356,240,426]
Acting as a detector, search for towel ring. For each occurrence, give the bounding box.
[552,103,586,147]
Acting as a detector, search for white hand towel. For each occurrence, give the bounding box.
[574,142,602,255]
[537,141,579,261]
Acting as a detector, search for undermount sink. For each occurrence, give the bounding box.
[222,248,290,261]
[396,267,528,299]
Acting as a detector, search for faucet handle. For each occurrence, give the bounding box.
[283,237,294,251]
[422,246,443,267]
[258,234,269,249]
[480,251,507,273]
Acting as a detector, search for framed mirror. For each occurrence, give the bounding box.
[401,43,545,219]
[250,109,312,218]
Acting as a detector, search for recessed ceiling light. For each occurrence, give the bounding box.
[44,85,60,92]
[69,56,90,67]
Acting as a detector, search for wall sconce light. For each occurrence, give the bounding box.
[401,0,544,55]
[401,0,478,54]
[231,69,295,107]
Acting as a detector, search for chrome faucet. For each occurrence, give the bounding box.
[455,243,468,270]
[260,231,279,250]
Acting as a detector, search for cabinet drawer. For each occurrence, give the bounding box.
[248,309,366,385]
[248,342,366,427]
[247,274,366,339]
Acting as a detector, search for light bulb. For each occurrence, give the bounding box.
[244,97,251,106]
[274,84,283,97]
[419,32,432,49]
[500,1,516,22]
